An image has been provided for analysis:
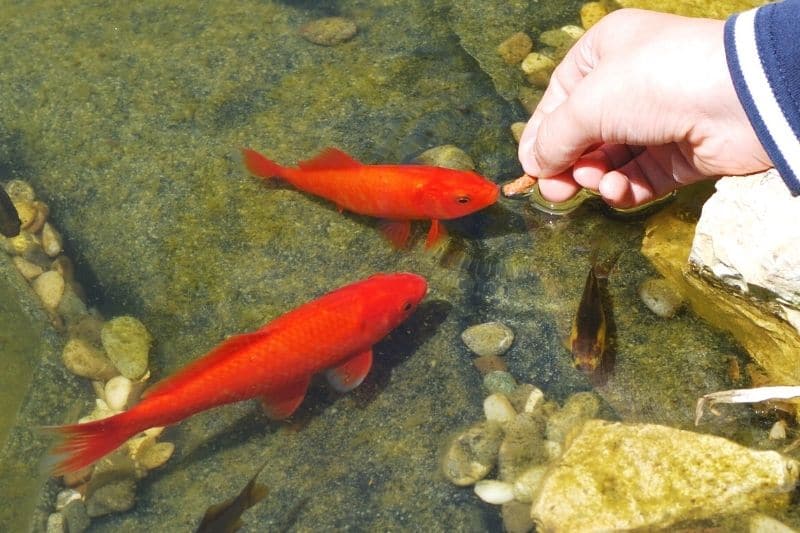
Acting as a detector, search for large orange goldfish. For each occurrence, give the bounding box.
[46,273,428,475]
[242,147,499,248]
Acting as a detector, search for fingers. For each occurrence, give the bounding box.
[537,171,583,203]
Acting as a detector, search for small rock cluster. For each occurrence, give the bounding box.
[299,16,358,46]
[497,2,610,134]
[0,181,172,532]
[441,368,600,533]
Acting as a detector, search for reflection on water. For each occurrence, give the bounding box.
[0,0,795,531]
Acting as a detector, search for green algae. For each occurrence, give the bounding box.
[0,0,797,531]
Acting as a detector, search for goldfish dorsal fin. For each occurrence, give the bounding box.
[298,148,362,171]
[261,376,311,420]
[326,349,373,393]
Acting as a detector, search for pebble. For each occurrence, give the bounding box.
[498,413,548,481]
[299,17,357,46]
[497,32,533,65]
[462,322,514,357]
[509,384,545,414]
[105,376,133,411]
[4,179,34,203]
[4,231,41,258]
[473,355,508,375]
[33,270,65,310]
[545,392,600,444]
[484,393,517,425]
[41,222,63,257]
[560,25,586,40]
[415,144,475,171]
[28,200,49,234]
[513,464,548,503]
[79,398,116,423]
[63,500,90,533]
[86,479,136,517]
[580,1,608,30]
[101,316,152,380]
[57,284,89,326]
[538,28,578,50]
[769,420,788,440]
[14,199,37,230]
[68,314,105,345]
[502,501,535,533]
[474,479,515,504]
[483,371,517,395]
[46,512,65,533]
[12,256,43,280]
[520,52,555,88]
[55,489,82,511]
[62,338,119,381]
[441,421,504,486]
[510,122,526,144]
[138,441,175,470]
[639,278,684,318]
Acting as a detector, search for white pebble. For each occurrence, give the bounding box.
[474,480,515,505]
[32,270,65,310]
[513,465,548,503]
[522,386,545,414]
[769,419,788,440]
[104,376,133,411]
[55,489,82,510]
[484,394,517,425]
[41,222,63,257]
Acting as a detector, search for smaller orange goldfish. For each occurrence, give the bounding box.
[242,147,498,249]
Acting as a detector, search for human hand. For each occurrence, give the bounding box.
[517,9,771,208]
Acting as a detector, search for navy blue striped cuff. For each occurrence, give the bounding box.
[725,5,800,195]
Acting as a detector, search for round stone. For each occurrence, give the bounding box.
[101,316,152,380]
[86,480,136,517]
[639,277,684,318]
[4,180,35,203]
[483,371,517,395]
[12,256,43,280]
[32,270,65,310]
[510,122,526,144]
[580,1,608,30]
[415,145,475,171]
[105,375,133,411]
[474,479,515,504]
[299,17,357,46]
[484,393,517,425]
[441,422,504,486]
[462,321,514,356]
[62,338,119,381]
[521,52,555,89]
[41,222,63,257]
[496,32,533,65]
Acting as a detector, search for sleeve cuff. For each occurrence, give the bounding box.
[725,4,800,195]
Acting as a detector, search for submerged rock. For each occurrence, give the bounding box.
[461,321,514,357]
[639,277,683,318]
[101,316,152,380]
[299,17,357,46]
[414,145,475,171]
[86,480,136,517]
[496,32,533,65]
[441,421,504,486]
[531,420,800,531]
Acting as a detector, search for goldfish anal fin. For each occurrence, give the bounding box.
[326,349,373,393]
[425,219,447,249]
[298,148,362,171]
[378,220,411,249]
[261,376,310,420]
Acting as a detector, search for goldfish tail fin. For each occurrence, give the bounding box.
[242,148,290,180]
[41,413,137,476]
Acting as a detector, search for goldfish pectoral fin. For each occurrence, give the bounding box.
[425,220,447,249]
[298,148,362,170]
[326,349,373,393]
[378,220,411,249]
[261,377,311,420]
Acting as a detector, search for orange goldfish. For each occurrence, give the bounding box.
[242,147,499,249]
[45,273,428,475]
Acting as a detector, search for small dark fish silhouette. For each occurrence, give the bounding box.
[196,463,269,533]
[0,186,21,237]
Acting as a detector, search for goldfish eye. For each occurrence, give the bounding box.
[402,301,413,312]
[456,195,471,204]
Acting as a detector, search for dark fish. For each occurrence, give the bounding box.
[0,185,21,237]
[569,265,610,382]
[196,463,269,533]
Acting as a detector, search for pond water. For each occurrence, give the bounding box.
[0,1,795,531]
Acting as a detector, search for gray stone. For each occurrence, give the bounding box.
[461,321,514,356]
[531,420,800,531]
[86,480,137,517]
[101,316,152,380]
[483,370,517,395]
[62,500,90,533]
[414,145,475,171]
